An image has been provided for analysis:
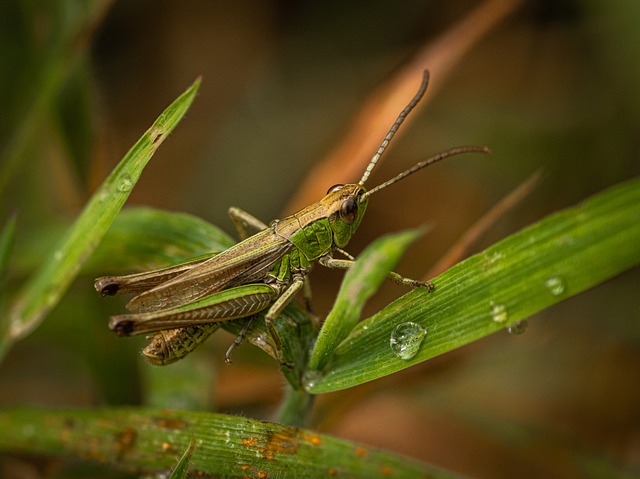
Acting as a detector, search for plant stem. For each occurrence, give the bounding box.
[274,384,315,427]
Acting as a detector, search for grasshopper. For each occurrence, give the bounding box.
[95,70,489,365]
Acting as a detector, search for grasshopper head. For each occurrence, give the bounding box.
[321,183,368,248]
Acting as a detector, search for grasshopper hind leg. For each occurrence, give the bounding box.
[228,207,268,240]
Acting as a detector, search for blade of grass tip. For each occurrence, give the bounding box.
[169,437,197,479]
[308,177,640,393]
[2,78,200,355]
[307,228,426,374]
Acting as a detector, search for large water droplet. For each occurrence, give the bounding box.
[545,276,566,296]
[117,174,133,192]
[490,302,508,323]
[390,322,427,360]
[508,320,528,335]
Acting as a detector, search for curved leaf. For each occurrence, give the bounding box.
[87,207,235,273]
[308,228,426,372]
[2,79,200,354]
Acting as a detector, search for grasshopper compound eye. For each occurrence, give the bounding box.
[339,197,358,224]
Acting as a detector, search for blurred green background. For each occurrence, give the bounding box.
[0,0,638,477]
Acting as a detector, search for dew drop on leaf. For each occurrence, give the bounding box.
[390,322,427,360]
[508,319,528,335]
[545,276,566,296]
[117,174,133,192]
[490,302,508,323]
[302,370,323,391]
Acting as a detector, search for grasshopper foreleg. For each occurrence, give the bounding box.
[228,207,268,240]
[319,255,434,291]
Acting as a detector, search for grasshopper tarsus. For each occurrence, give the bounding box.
[225,318,254,363]
[422,280,435,292]
[386,271,434,291]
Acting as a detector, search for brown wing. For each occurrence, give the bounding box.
[126,228,293,312]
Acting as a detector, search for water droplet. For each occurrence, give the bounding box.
[117,174,133,192]
[302,370,323,391]
[488,252,504,263]
[545,276,566,296]
[390,322,427,360]
[508,320,528,335]
[490,302,508,323]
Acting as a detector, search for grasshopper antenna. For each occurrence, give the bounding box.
[358,70,430,186]
[361,145,491,200]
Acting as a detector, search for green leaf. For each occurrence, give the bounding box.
[0,407,458,478]
[1,79,200,357]
[0,1,113,194]
[87,206,235,274]
[11,207,234,278]
[308,228,425,372]
[308,177,640,393]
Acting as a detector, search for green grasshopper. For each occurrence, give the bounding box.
[95,70,489,365]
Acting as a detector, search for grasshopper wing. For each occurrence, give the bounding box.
[126,229,293,312]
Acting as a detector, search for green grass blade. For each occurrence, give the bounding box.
[11,207,234,278]
[87,206,235,274]
[0,1,112,195]
[308,228,425,372]
[308,177,640,393]
[0,407,459,478]
[2,79,200,352]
